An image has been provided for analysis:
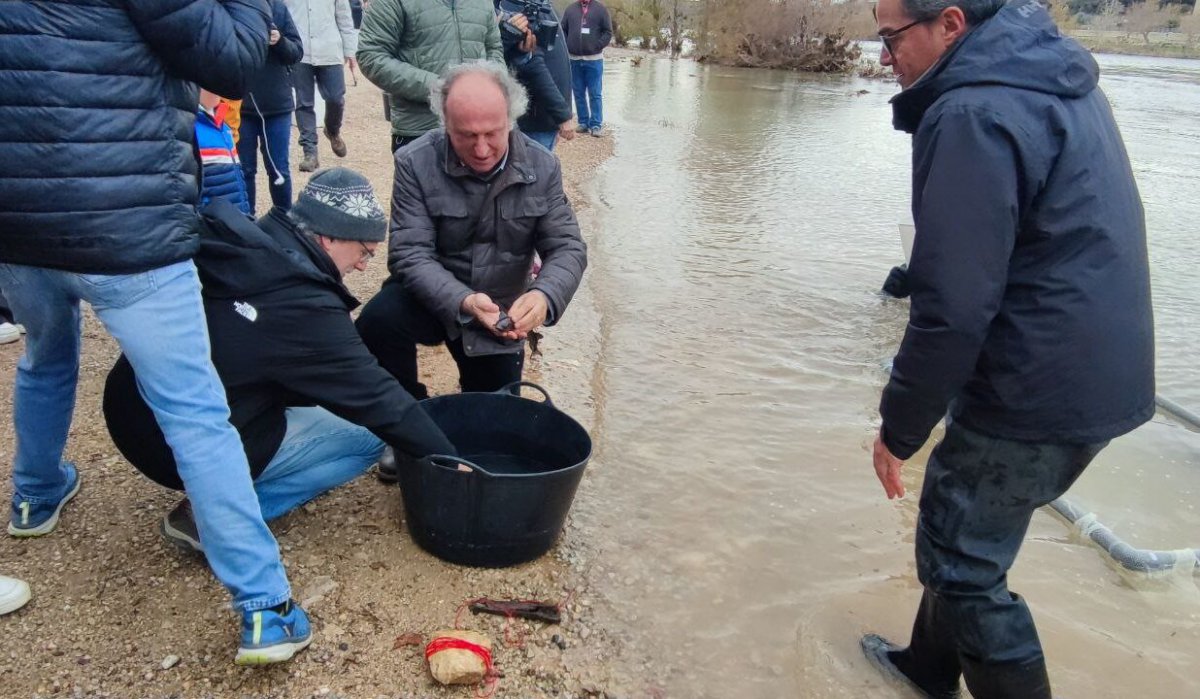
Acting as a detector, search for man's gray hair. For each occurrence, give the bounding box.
[429,61,528,127]
[288,211,324,243]
[901,0,1006,25]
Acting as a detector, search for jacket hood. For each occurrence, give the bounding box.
[891,1,1098,133]
[197,200,358,309]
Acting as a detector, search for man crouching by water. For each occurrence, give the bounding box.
[863,1,1153,697]
[103,170,458,661]
[356,61,587,480]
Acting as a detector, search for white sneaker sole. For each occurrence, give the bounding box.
[0,579,31,616]
[234,635,313,665]
[161,517,203,553]
[8,473,82,537]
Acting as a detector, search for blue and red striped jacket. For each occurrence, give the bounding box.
[195,102,251,216]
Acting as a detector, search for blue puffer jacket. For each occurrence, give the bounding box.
[196,105,252,216]
[879,1,1155,458]
[0,0,271,275]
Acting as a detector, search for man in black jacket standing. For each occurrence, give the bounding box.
[862,1,1154,698]
[104,169,457,548]
[0,0,319,665]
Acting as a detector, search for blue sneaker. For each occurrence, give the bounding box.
[235,600,312,665]
[9,463,81,537]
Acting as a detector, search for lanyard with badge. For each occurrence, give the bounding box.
[580,0,591,35]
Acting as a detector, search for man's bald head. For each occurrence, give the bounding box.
[444,72,508,130]
[430,63,528,174]
[430,61,528,128]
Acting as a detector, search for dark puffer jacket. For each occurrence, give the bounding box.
[879,1,1155,458]
[0,0,271,275]
[241,0,305,117]
[496,0,574,134]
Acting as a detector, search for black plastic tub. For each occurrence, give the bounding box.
[399,382,592,567]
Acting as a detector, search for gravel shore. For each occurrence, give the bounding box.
[0,70,650,699]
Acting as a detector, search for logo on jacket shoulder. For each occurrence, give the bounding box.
[233,301,258,322]
[1017,1,1044,18]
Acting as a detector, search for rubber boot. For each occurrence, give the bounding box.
[376,447,416,485]
[961,656,1052,699]
[376,447,398,484]
[862,634,962,699]
[861,590,962,698]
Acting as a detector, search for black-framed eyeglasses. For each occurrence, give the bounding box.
[873,5,934,57]
[879,19,930,55]
[357,241,375,263]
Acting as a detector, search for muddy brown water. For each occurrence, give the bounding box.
[547,51,1200,698]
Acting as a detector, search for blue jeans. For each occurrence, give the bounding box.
[255,407,384,522]
[524,130,558,151]
[238,110,293,214]
[570,59,604,129]
[0,260,290,612]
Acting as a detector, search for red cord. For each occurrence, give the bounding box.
[442,590,579,696]
[426,636,499,699]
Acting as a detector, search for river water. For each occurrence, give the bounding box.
[545,50,1200,698]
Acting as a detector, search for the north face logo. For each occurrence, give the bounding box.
[233,301,258,322]
[1017,1,1044,18]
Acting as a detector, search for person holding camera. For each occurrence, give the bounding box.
[358,0,504,154]
[495,0,576,151]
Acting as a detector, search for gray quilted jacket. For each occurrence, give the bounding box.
[388,130,587,356]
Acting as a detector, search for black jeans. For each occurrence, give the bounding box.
[293,63,346,153]
[356,280,524,399]
[902,421,1107,696]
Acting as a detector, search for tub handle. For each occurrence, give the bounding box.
[496,381,554,406]
[426,454,496,477]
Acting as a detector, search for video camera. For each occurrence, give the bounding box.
[498,0,560,53]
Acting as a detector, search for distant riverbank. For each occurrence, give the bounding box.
[1068,29,1200,59]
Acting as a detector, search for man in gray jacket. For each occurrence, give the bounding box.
[356,62,586,403]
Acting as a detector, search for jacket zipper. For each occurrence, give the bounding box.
[454,1,464,62]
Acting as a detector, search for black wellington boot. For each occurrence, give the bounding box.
[861,634,962,699]
[961,656,1052,699]
[861,590,963,698]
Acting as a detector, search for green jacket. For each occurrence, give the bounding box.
[358,0,504,137]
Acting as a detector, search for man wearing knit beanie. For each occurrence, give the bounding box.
[102,169,458,660]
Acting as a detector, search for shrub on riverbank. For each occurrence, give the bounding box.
[692,0,866,72]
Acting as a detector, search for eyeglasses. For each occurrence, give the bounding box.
[357,241,375,263]
[873,5,935,57]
